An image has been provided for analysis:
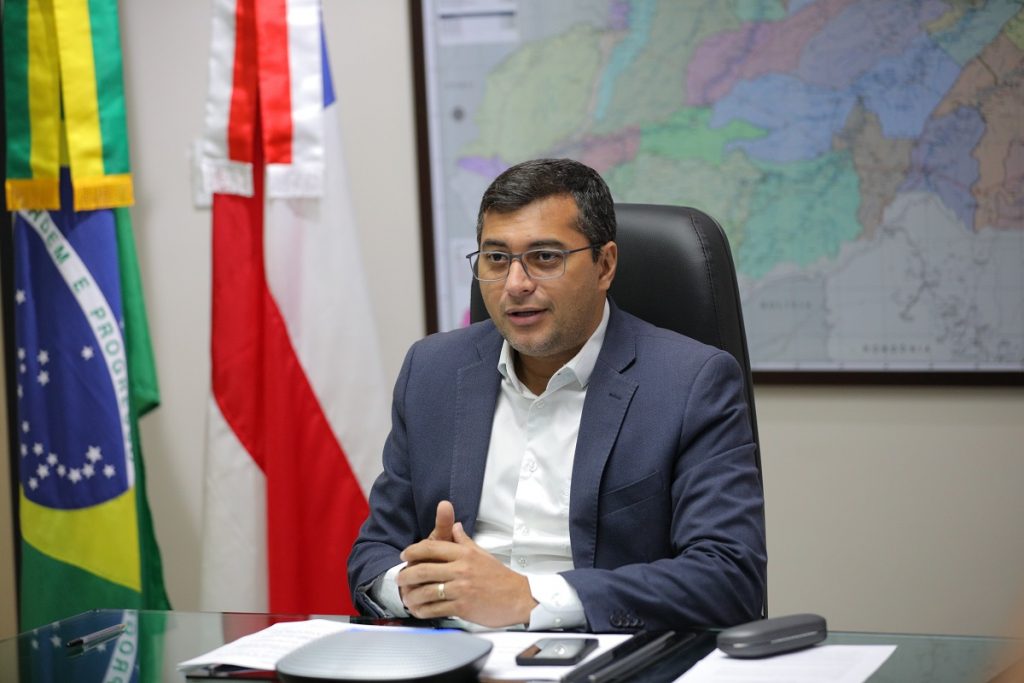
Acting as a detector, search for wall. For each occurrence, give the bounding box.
[1,1,1022,640]
[760,384,1024,636]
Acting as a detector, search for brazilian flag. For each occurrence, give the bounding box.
[3,0,170,630]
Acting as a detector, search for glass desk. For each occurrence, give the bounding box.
[0,609,1016,682]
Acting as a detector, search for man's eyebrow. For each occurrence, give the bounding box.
[479,238,567,250]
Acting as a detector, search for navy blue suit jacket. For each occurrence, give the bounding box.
[348,302,766,632]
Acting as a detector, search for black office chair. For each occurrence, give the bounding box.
[470,203,761,477]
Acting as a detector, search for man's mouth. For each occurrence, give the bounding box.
[506,308,545,324]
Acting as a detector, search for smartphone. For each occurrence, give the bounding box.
[515,637,599,666]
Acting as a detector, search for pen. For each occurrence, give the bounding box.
[184,665,276,680]
[66,623,127,649]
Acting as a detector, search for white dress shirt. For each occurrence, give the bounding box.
[373,301,610,630]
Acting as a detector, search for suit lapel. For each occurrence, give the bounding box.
[449,329,504,536]
[570,304,638,568]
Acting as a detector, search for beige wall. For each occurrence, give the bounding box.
[2,1,1022,640]
[759,385,1024,636]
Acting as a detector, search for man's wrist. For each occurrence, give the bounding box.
[371,562,410,617]
[525,574,586,630]
[517,572,540,626]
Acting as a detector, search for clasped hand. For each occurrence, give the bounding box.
[397,500,537,628]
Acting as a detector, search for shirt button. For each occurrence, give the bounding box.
[529,460,538,472]
[517,556,527,567]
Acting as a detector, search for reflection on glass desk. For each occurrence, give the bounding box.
[0,609,1016,682]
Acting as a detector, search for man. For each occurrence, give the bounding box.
[349,159,766,632]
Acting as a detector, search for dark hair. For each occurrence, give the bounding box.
[476,158,616,258]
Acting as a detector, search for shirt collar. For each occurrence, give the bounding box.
[497,299,610,396]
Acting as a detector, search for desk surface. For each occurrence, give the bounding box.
[0,609,1014,682]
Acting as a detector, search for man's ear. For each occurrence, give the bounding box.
[598,241,617,291]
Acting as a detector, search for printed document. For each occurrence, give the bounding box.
[675,644,896,683]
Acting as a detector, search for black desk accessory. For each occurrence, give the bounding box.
[274,629,492,683]
[561,630,696,683]
[717,613,827,658]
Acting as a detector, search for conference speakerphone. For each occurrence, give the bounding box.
[274,629,492,682]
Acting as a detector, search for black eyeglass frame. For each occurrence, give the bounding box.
[465,244,602,282]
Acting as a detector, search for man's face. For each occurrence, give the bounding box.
[479,194,617,367]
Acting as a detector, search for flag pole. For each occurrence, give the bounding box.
[0,0,25,623]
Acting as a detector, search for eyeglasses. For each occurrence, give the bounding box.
[466,245,600,282]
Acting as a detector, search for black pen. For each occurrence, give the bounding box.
[66,623,127,649]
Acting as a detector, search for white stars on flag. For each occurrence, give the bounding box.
[15,295,129,504]
[15,289,26,305]
[49,634,61,648]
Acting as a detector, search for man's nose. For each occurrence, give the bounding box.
[504,258,535,293]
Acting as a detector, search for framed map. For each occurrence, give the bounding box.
[412,0,1024,374]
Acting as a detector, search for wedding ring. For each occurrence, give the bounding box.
[437,582,447,601]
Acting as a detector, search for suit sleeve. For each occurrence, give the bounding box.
[347,343,420,615]
[561,350,767,631]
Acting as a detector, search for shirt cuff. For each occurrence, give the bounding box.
[526,574,586,630]
[370,562,410,618]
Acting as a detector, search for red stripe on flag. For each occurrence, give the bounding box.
[228,0,258,163]
[255,0,293,164]
[211,116,367,614]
